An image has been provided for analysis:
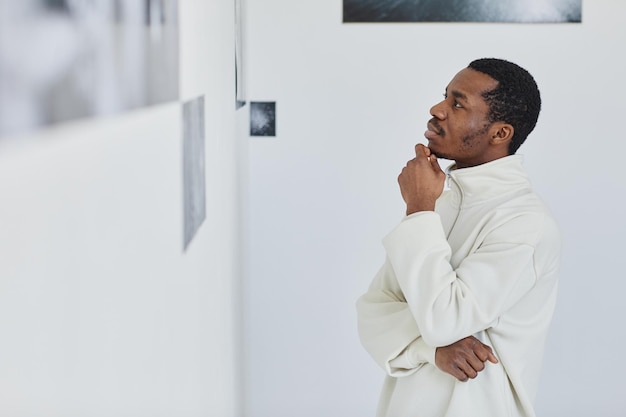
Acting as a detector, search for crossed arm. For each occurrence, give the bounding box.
[358,216,538,382]
[356,261,498,382]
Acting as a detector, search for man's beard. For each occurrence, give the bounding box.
[429,121,491,161]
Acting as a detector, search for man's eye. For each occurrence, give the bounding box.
[454,101,462,108]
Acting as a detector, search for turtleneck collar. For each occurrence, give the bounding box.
[445,155,531,208]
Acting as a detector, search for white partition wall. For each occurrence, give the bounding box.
[0,0,246,415]
[245,1,626,416]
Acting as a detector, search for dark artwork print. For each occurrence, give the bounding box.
[250,102,276,137]
[343,0,582,23]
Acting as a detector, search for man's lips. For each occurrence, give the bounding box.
[424,119,444,139]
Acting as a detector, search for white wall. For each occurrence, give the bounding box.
[0,0,246,416]
[245,1,626,416]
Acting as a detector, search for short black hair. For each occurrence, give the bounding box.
[468,58,541,155]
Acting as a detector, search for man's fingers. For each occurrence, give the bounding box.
[451,365,469,382]
[436,337,499,382]
[478,343,499,364]
[429,152,438,164]
[466,355,486,373]
[457,362,478,380]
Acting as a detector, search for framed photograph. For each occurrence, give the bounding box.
[0,0,180,137]
[250,102,276,137]
[343,0,582,23]
[182,95,206,251]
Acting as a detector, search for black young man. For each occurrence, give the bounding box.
[357,58,560,417]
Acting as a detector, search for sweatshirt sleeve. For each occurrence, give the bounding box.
[383,211,547,347]
[356,260,436,376]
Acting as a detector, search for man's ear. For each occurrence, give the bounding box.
[490,123,514,146]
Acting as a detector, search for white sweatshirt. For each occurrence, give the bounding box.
[357,155,560,417]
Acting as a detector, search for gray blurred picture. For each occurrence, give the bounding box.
[250,102,276,137]
[343,0,581,23]
[182,96,206,251]
[0,0,179,138]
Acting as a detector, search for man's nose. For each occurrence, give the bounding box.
[430,100,446,120]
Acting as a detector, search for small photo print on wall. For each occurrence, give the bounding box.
[0,0,179,138]
[343,0,581,23]
[250,102,276,137]
[182,96,206,251]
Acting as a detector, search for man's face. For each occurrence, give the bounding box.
[424,68,499,168]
